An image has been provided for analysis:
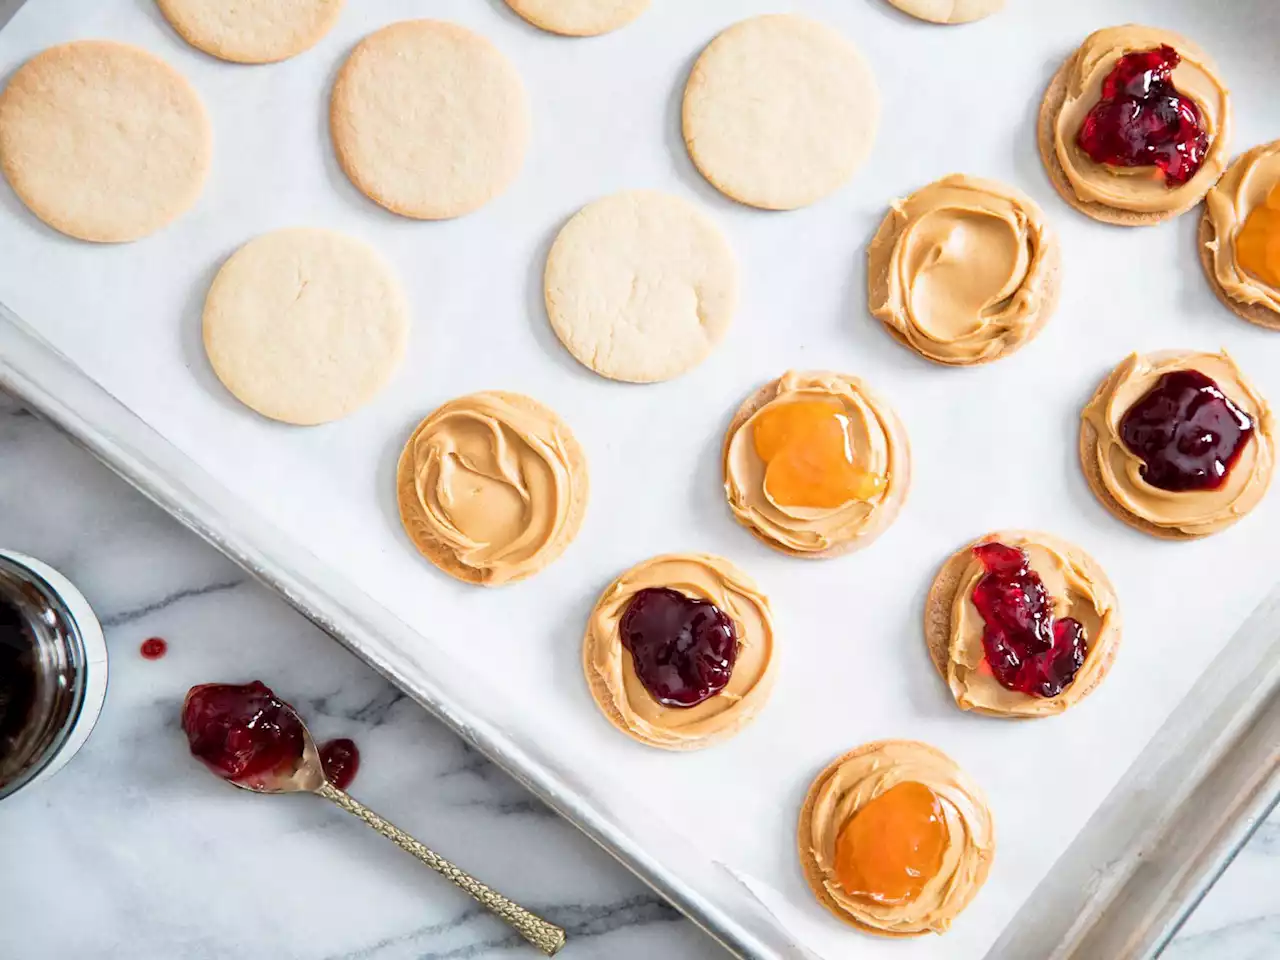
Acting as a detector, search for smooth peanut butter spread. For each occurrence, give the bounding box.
[1082,352,1275,537]
[397,391,586,585]
[584,554,775,748]
[724,371,909,555]
[868,175,1056,365]
[948,533,1119,717]
[1204,141,1280,313]
[806,741,994,935]
[1053,25,1230,213]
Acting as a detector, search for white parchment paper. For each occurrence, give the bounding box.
[3,1,1280,956]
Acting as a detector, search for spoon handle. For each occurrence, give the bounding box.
[316,780,566,956]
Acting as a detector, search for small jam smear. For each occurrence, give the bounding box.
[972,543,1086,698]
[1077,45,1209,187]
[181,681,305,786]
[618,587,738,708]
[1235,183,1280,289]
[1119,369,1253,491]
[834,781,947,906]
[752,400,885,509]
[319,738,361,791]
[139,636,168,660]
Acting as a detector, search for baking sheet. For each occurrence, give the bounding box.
[3,1,1280,957]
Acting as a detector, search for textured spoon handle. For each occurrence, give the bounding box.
[316,780,566,955]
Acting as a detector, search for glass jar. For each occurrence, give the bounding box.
[0,551,107,801]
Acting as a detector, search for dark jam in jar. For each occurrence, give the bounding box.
[0,597,36,769]
[181,681,305,786]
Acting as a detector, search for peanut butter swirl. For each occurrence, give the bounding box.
[804,741,994,935]
[868,175,1057,365]
[1053,25,1230,214]
[583,553,775,749]
[1204,140,1280,314]
[1081,352,1274,538]
[397,391,586,585]
[723,371,909,556]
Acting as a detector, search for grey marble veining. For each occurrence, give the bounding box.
[0,392,1274,960]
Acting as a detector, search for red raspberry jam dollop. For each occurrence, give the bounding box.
[1119,370,1253,492]
[319,738,361,791]
[181,681,304,785]
[139,636,168,660]
[1077,45,1209,187]
[618,587,738,708]
[971,543,1086,698]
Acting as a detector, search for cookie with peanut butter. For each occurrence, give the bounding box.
[723,371,910,558]
[1200,141,1280,331]
[397,391,588,585]
[798,740,994,936]
[582,553,776,750]
[1038,25,1231,225]
[868,174,1060,365]
[925,531,1121,718]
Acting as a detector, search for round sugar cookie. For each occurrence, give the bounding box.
[203,228,409,425]
[886,0,1004,24]
[156,0,345,64]
[544,190,738,383]
[504,0,649,37]
[682,15,879,210]
[0,41,211,242]
[330,20,530,220]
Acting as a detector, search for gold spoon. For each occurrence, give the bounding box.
[210,700,566,956]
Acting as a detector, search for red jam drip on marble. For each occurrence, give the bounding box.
[618,587,738,708]
[319,738,361,791]
[971,543,1086,699]
[0,597,36,768]
[1119,369,1254,492]
[139,637,168,660]
[181,681,304,785]
[1077,45,1209,187]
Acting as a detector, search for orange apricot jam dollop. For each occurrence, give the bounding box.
[1236,183,1280,289]
[833,780,947,905]
[751,400,884,509]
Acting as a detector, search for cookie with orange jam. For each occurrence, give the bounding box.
[722,371,910,557]
[798,740,994,936]
[1201,140,1280,331]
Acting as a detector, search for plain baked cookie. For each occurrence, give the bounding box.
[682,14,879,210]
[0,41,211,243]
[330,20,530,220]
[924,530,1121,718]
[397,391,588,586]
[582,553,776,750]
[886,0,1004,24]
[798,740,995,936]
[203,228,408,425]
[503,0,649,37]
[723,371,911,558]
[544,190,738,382]
[156,0,345,63]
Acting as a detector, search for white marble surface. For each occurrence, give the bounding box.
[0,396,1274,960]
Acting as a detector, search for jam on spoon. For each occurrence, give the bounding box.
[1077,45,1209,187]
[1119,370,1253,491]
[618,588,738,707]
[971,543,1087,698]
[181,681,307,787]
[319,738,361,791]
[834,781,947,905]
[752,400,885,509]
